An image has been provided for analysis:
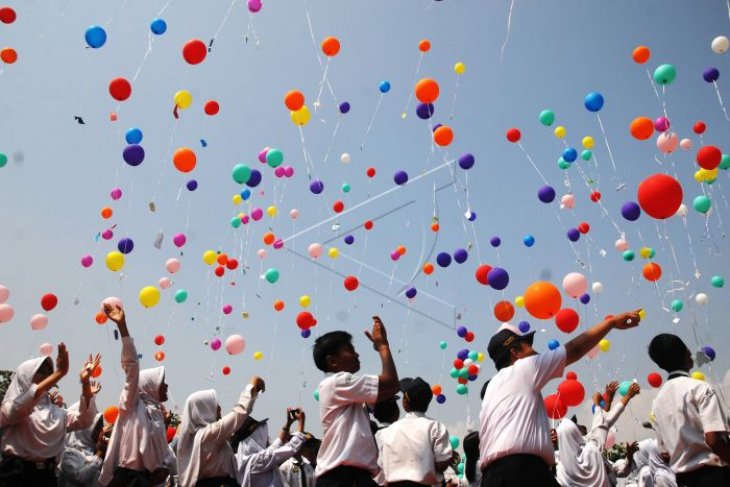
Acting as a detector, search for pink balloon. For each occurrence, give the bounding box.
[222,304,233,315]
[101,296,123,311]
[210,338,222,351]
[274,167,285,178]
[258,147,270,163]
[0,303,14,323]
[39,342,53,356]
[110,188,123,200]
[159,277,172,289]
[102,229,114,240]
[614,239,628,252]
[166,258,181,274]
[273,239,284,250]
[284,166,294,178]
[257,249,267,259]
[225,334,246,355]
[308,243,323,259]
[173,233,187,247]
[560,194,575,210]
[81,255,94,268]
[656,132,678,154]
[654,117,670,132]
[30,313,48,331]
[680,138,693,150]
[290,209,300,219]
[0,285,9,304]
[562,272,588,298]
[251,208,263,221]
[247,0,262,13]
[241,215,250,224]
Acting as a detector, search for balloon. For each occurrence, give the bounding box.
[654,116,670,132]
[618,381,632,396]
[598,338,610,352]
[558,379,585,406]
[321,36,340,56]
[523,235,535,247]
[539,109,555,126]
[173,147,197,173]
[433,125,454,146]
[695,293,709,306]
[562,272,588,299]
[230,164,252,185]
[436,252,451,268]
[415,78,440,103]
[0,7,16,24]
[703,67,720,83]
[555,308,579,333]
[418,39,431,52]
[139,286,160,308]
[657,132,678,153]
[170,233,185,248]
[494,301,515,322]
[642,262,662,282]
[344,276,359,291]
[560,194,575,210]
[562,147,577,163]
[164,258,180,274]
[544,394,567,419]
[159,277,171,289]
[453,248,468,264]
[264,268,280,284]
[105,251,125,272]
[697,146,722,170]
[379,80,391,93]
[619,201,641,222]
[632,45,651,64]
[711,275,725,288]
[39,343,53,356]
[0,285,8,304]
[538,185,556,203]
[266,149,284,168]
[125,128,143,146]
[30,314,48,331]
[475,264,492,285]
[225,334,246,355]
[691,371,706,381]
[693,195,711,214]
[150,18,167,35]
[680,138,693,150]
[290,105,311,126]
[204,100,219,116]
[630,116,654,140]
[174,289,188,303]
[394,170,409,185]
[104,406,119,424]
[246,170,263,188]
[524,281,561,319]
[109,78,132,101]
[182,39,207,64]
[712,35,730,54]
[506,128,521,143]
[296,311,316,330]
[648,372,663,388]
[310,180,324,194]
[623,250,636,262]
[702,346,716,361]
[284,90,305,111]
[416,103,435,120]
[458,153,475,170]
[638,174,683,219]
[0,303,13,323]
[653,64,677,85]
[584,92,604,112]
[247,0,262,12]
[85,25,107,48]
[174,90,192,109]
[554,126,566,138]
[37,293,58,313]
[487,267,509,290]
[122,145,145,166]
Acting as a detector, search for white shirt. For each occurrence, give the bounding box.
[651,374,728,474]
[315,372,379,477]
[279,457,315,487]
[479,347,566,470]
[377,411,452,484]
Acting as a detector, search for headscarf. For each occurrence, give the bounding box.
[556,418,609,487]
[177,390,229,487]
[636,439,677,487]
[64,402,103,454]
[1,357,69,459]
[236,419,271,486]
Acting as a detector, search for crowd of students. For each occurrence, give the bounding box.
[0,305,727,486]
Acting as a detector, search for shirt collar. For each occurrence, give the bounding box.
[406,411,426,418]
[667,370,690,380]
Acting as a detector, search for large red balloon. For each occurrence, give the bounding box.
[696,146,722,170]
[544,394,568,419]
[40,293,58,312]
[647,372,663,388]
[296,311,316,330]
[493,301,515,322]
[555,308,579,333]
[183,39,207,65]
[475,264,492,286]
[557,379,585,406]
[109,77,132,101]
[506,128,521,143]
[637,174,683,219]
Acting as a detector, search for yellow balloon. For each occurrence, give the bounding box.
[267,206,278,217]
[253,351,264,360]
[105,251,125,272]
[638,309,647,320]
[514,295,525,308]
[400,112,407,120]
[174,90,193,109]
[554,126,566,139]
[639,247,652,259]
[203,250,217,266]
[139,286,160,308]
[477,352,485,363]
[328,247,339,259]
[291,105,311,126]
[582,136,594,149]
[454,62,466,75]
[691,371,705,381]
[598,338,611,352]
[232,194,242,205]
[299,295,311,308]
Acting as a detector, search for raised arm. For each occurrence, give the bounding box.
[364,316,399,402]
[67,355,102,431]
[104,305,140,411]
[244,431,307,474]
[202,377,265,444]
[565,311,641,366]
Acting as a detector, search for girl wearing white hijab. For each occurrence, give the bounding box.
[627,439,677,487]
[58,397,108,487]
[98,305,175,487]
[234,408,307,487]
[556,383,640,487]
[0,344,100,487]
[176,376,265,487]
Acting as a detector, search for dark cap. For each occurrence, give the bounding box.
[487,324,535,367]
[237,416,269,441]
[400,377,432,412]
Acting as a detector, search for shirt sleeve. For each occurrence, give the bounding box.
[331,373,379,405]
[0,384,38,426]
[695,383,728,434]
[119,337,140,412]
[246,432,306,474]
[612,458,632,477]
[60,449,102,484]
[605,402,625,429]
[532,347,567,390]
[201,384,257,444]
[431,421,453,463]
[66,395,97,431]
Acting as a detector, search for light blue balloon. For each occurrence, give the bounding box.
[618,380,632,396]
[85,25,107,48]
[379,81,391,93]
[125,127,143,145]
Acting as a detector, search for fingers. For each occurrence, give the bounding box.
[364,330,374,342]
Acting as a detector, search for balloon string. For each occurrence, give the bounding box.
[321,117,342,165]
[402,53,424,118]
[712,81,730,121]
[449,75,461,120]
[211,0,238,47]
[360,94,384,150]
[500,0,515,61]
[595,114,618,174]
[303,0,323,67]
[516,142,549,184]
[315,60,330,109]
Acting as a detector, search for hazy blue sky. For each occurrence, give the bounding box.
[0,0,729,442]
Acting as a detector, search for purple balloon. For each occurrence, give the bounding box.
[453,248,468,264]
[703,67,720,83]
[537,185,556,203]
[123,145,145,166]
[436,252,452,267]
[416,103,435,120]
[344,234,354,245]
[457,348,469,359]
[458,153,475,170]
[310,180,324,194]
[186,180,198,191]
[301,329,311,338]
[654,116,670,132]
[490,236,501,247]
[339,101,351,114]
[518,321,530,333]
[487,267,509,290]
[567,228,580,242]
[246,169,262,188]
[117,237,134,254]
[405,287,417,299]
[432,123,443,132]
[436,394,446,404]
[621,201,641,221]
[457,326,468,338]
[394,170,409,185]
[701,345,716,360]
[580,293,591,304]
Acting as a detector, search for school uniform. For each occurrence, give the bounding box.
[58,406,105,487]
[651,371,729,487]
[377,411,452,486]
[315,372,380,487]
[235,421,306,487]
[279,457,315,487]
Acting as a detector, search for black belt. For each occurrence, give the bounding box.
[3,454,55,471]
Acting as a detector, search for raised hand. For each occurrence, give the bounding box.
[625,383,641,400]
[56,343,70,377]
[605,381,619,398]
[611,310,642,330]
[90,381,102,395]
[364,315,389,350]
[103,304,125,325]
[80,354,102,384]
[250,376,266,395]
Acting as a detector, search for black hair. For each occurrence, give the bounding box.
[480,380,491,400]
[373,397,400,424]
[463,431,480,482]
[313,331,353,372]
[495,354,511,371]
[648,333,689,372]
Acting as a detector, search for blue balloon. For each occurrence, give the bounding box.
[301,329,312,339]
[487,267,509,290]
[123,145,145,166]
[379,81,391,93]
[344,234,354,245]
[339,101,351,114]
[85,25,107,48]
[125,127,143,145]
[562,147,578,163]
[580,293,591,304]
[621,201,641,221]
[150,18,167,35]
[703,67,720,83]
[538,185,556,203]
[394,171,409,185]
[405,287,417,299]
[490,236,501,247]
[523,235,535,247]
[457,327,467,338]
[548,339,560,350]
[457,348,469,360]
[416,103,435,120]
[518,321,530,333]
[186,180,198,191]
[584,92,604,112]
[117,238,134,254]
[567,228,580,242]
[310,180,324,194]
[436,394,446,404]
[459,153,475,170]
[246,169,262,188]
[702,346,716,361]
[240,189,251,200]
[436,252,452,268]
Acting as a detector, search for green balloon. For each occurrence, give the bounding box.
[653,64,677,86]
[341,183,351,193]
[468,350,478,361]
[313,390,320,401]
[711,275,725,288]
[581,150,593,161]
[266,148,284,168]
[457,463,465,475]
[671,299,684,312]
[693,195,711,214]
[720,154,730,170]
[232,164,251,184]
[455,384,468,395]
[439,341,448,350]
[618,380,632,396]
[0,153,7,168]
[449,436,460,449]
[449,367,459,379]
[539,109,555,126]
[230,217,242,228]
[458,368,469,379]
[558,158,570,170]
[175,289,188,303]
[622,250,635,262]
[264,268,280,283]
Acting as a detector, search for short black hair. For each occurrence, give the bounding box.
[373,397,400,424]
[480,380,491,400]
[648,333,688,372]
[313,331,353,372]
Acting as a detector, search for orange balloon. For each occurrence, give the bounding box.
[431,222,440,232]
[95,312,108,325]
[494,300,515,322]
[431,384,442,395]
[418,39,431,53]
[104,405,119,424]
[396,245,407,255]
[273,300,285,311]
[263,232,275,245]
[173,147,197,173]
[632,46,651,64]
[216,253,228,266]
[524,281,563,320]
[423,263,434,275]
[630,117,654,140]
[321,36,340,57]
[642,262,662,282]
[91,365,102,378]
[101,207,113,219]
[433,125,454,147]
[154,351,165,362]
[284,90,305,111]
[415,78,440,103]
[0,47,17,64]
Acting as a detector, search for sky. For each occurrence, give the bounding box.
[0,0,729,444]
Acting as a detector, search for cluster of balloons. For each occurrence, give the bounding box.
[448,337,485,396]
[0,7,17,64]
[296,311,318,338]
[202,250,239,278]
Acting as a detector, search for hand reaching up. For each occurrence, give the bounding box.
[364,315,389,350]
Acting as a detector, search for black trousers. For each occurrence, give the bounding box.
[108,466,154,487]
[676,465,730,487]
[480,454,559,487]
[0,456,56,487]
[195,476,239,487]
[388,482,429,487]
[315,466,377,487]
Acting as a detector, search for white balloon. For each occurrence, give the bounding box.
[680,138,693,150]
[695,293,709,306]
[340,153,351,164]
[592,282,604,294]
[39,343,53,356]
[560,194,575,210]
[676,203,689,217]
[30,314,48,331]
[712,35,730,54]
[614,239,629,252]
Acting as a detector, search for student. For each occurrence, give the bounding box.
[233,408,307,487]
[0,344,100,487]
[278,433,320,487]
[479,310,641,487]
[176,376,265,487]
[99,304,176,487]
[377,377,453,486]
[313,316,399,486]
[555,383,640,487]
[630,438,677,487]
[58,394,108,487]
[648,333,730,486]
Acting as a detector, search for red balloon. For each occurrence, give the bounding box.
[214,266,225,277]
[364,220,374,230]
[637,174,683,219]
[494,300,515,322]
[544,393,568,419]
[166,426,176,443]
[0,7,16,24]
[366,167,376,178]
[557,379,585,406]
[696,146,722,170]
[566,371,578,380]
[506,128,521,143]
[577,222,590,234]
[590,191,601,202]
[154,335,165,346]
[344,275,359,291]
[222,366,231,376]
[555,308,579,333]
[183,39,207,65]
[333,200,344,213]
[109,77,132,101]
[226,258,239,270]
[204,100,220,116]
[693,121,706,134]
[453,359,464,369]
[475,264,492,286]
[40,293,58,312]
[467,364,479,375]
[465,331,475,342]
[647,372,663,388]
[296,311,316,330]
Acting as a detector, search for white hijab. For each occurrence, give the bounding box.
[556,419,609,487]
[1,357,69,459]
[236,421,271,486]
[64,402,103,454]
[636,439,677,487]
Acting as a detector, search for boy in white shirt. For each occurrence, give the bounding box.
[313,316,399,487]
[648,333,730,486]
[279,433,319,487]
[377,377,453,486]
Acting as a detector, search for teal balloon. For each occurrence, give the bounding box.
[468,350,478,361]
[458,368,469,379]
[342,183,351,193]
[232,164,252,184]
[439,341,448,350]
[581,150,593,161]
[693,195,711,214]
[449,436,460,449]
[455,384,468,395]
[622,250,635,262]
[264,268,280,283]
[0,153,6,168]
[653,64,677,85]
[720,154,730,170]
[711,275,725,288]
[230,217,242,228]
[671,299,684,312]
[558,158,571,170]
[457,463,465,475]
[314,390,320,401]
[174,289,188,303]
[539,109,555,126]
[449,367,459,379]
[266,148,284,168]
[618,380,632,396]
